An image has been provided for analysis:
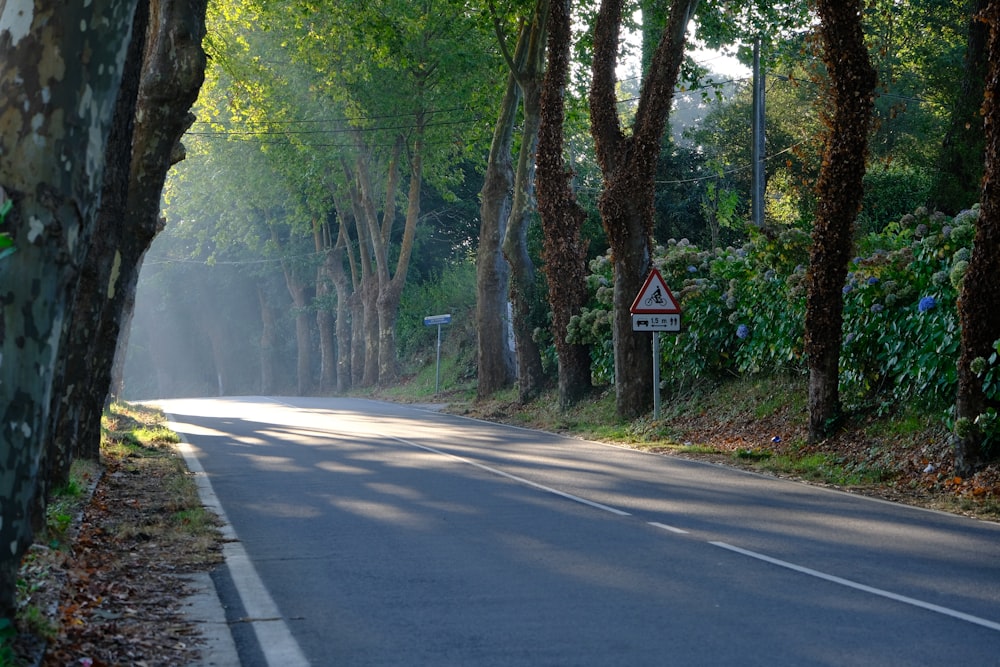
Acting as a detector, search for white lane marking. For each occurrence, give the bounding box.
[387,435,632,517]
[172,422,311,667]
[711,541,1000,633]
[649,521,689,534]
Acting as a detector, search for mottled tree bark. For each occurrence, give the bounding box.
[537,0,592,409]
[47,0,150,489]
[0,0,140,620]
[804,0,877,442]
[954,0,1000,475]
[476,47,520,399]
[503,0,549,404]
[52,0,207,466]
[589,0,698,419]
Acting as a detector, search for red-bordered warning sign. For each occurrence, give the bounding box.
[630,268,681,314]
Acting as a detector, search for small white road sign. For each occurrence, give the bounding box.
[423,314,452,326]
[631,313,681,332]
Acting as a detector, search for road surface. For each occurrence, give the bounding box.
[158,396,1000,666]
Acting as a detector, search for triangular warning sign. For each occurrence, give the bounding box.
[630,268,681,314]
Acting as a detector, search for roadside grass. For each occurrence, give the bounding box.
[8,402,221,664]
[100,402,221,563]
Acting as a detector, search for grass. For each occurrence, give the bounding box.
[10,401,223,663]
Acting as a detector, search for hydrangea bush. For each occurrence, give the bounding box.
[568,205,992,425]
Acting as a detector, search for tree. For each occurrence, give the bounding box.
[50,0,208,482]
[503,1,550,404]
[286,0,499,387]
[954,0,1000,475]
[803,0,877,441]
[0,0,140,620]
[589,0,699,418]
[536,0,593,409]
[477,11,527,399]
[478,0,550,401]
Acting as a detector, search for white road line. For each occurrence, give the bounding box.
[172,423,311,667]
[649,521,689,534]
[711,541,1000,633]
[388,435,632,517]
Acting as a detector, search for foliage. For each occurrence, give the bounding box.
[569,204,981,432]
[0,199,13,261]
[397,259,477,360]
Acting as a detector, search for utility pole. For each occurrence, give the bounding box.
[751,38,766,227]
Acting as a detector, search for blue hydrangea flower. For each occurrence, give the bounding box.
[918,296,936,313]
[842,284,853,295]
[736,324,750,339]
[867,276,879,285]
[870,303,883,313]
[687,265,698,273]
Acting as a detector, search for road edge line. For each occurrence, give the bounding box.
[171,419,311,666]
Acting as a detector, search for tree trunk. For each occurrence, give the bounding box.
[314,218,336,393]
[589,0,698,418]
[52,0,207,467]
[954,0,1000,475]
[345,153,382,387]
[476,57,527,399]
[329,220,353,393]
[0,0,139,621]
[503,0,549,404]
[537,0,593,410]
[377,134,423,385]
[284,269,313,396]
[805,0,877,442]
[929,0,989,215]
[47,0,150,488]
[257,284,279,394]
[476,59,519,399]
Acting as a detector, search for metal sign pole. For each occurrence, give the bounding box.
[652,331,661,420]
[435,323,442,394]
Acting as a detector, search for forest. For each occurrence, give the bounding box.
[1,0,999,623]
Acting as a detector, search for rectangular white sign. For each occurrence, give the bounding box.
[631,313,680,332]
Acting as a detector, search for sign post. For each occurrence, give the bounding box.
[423,314,451,394]
[629,269,681,420]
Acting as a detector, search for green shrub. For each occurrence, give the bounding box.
[570,204,980,426]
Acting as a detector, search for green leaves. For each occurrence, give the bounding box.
[0,198,15,261]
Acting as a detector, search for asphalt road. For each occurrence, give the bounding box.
[159,396,1000,666]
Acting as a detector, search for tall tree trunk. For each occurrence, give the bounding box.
[284,269,313,396]
[537,0,593,410]
[329,218,353,393]
[503,0,549,404]
[345,153,382,387]
[805,0,877,442]
[314,217,336,393]
[53,0,207,465]
[929,0,989,215]
[954,0,1000,475]
[257,284,279,394]
[476,54,520,399]
[476,32,528,399]
[377,132,423,385]
[47,0,150,488]
[0,0,139,621]
[589,0,698,418]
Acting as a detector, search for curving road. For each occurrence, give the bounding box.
[158,396,1000,666]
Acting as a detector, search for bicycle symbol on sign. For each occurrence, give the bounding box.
[645,286,666,307]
